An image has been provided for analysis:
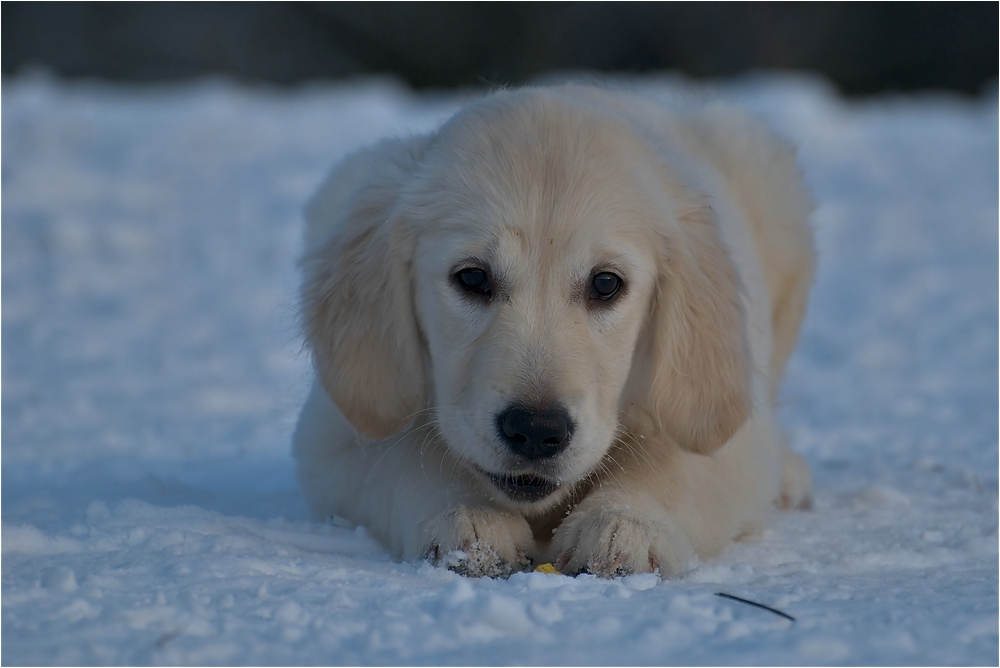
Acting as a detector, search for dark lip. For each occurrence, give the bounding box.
[477,468,560,503]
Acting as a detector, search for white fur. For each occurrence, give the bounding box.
[294,85,814,578]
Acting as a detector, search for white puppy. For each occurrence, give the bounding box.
[294,84,814,578]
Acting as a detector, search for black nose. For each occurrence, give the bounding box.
[496,404,574,460]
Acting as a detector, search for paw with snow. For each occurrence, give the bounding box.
[777,448,812,510]
[417,506,535,578]
[552,495,696,578]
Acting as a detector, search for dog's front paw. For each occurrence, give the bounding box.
[417,506,535,578]
[778,448,812,510]
[552,497,696,578]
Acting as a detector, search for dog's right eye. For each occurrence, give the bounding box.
[455,268,492,297]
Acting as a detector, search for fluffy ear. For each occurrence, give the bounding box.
[644,205,751,455]
[300,139,426,439]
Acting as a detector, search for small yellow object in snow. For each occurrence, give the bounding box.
[534,563,562,575]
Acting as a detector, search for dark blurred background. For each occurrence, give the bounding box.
[3,2,997,95]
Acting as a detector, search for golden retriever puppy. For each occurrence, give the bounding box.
[294,84,814,578]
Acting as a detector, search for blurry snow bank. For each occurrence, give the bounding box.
[2,71,997,665]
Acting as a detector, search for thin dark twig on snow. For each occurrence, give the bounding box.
[715,592,796,622]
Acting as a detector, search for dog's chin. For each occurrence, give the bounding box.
[470,465,568,507]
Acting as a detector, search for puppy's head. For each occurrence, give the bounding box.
[302,88,749,511]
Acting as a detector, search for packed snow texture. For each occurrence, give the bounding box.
[3,72,997,665]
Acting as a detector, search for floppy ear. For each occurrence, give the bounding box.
[644,205,751,455]
[300,139,426,439]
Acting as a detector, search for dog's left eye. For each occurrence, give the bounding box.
[455,267,492,297]
[591,272,622,300]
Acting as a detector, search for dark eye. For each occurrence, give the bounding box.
[591,272,621,300]
[455,267,491,296]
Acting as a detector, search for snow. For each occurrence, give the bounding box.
[3,71,997,665]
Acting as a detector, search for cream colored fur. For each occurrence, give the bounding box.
[294,85,815,578]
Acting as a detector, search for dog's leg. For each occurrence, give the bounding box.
[294,383,536,577]
[416,506,535,578]
[361,438,538,577]
[777,443,812,510]
[551,487,699,578]
[550,416,782,578]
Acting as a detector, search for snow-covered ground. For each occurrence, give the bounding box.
[2,71,997,665]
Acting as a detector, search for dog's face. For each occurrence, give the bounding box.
[303,89,751,512]
[407,106,671,510]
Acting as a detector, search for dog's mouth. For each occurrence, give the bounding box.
[481,470,560,503]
